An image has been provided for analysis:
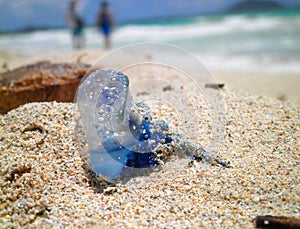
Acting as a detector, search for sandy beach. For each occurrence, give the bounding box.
[0,49,299,228]
[1,49,300,105]
[212,70,300,105]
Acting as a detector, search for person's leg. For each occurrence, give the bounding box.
[72,36,77,49]
[72,28,84,49]
[73,36,81,49]
[78,34,85,49]
[104,35,111,49]
[72,29,78,49]
[102,25,111,49]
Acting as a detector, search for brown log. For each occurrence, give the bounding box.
[0,61,91,114]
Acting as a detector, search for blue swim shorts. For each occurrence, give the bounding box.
[73,27,82,36]
[101,25,111,37]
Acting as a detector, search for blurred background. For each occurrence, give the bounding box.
[0,0,300,75]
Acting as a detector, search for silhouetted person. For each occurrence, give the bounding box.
[65,0,85,49]
[96,1,116,49]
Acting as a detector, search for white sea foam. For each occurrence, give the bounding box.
[113,14,286,43]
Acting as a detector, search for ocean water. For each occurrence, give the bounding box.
[0,9,299,74]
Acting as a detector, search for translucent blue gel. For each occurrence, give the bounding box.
[77,69,171,181]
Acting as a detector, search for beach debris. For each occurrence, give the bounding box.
[1,62,8,71]
[6,165,32,182]
[253,215,300,229]
[103,186,118,195]
[136,91,150,96]
[162,85,174,92]
[77,69,231,183]
[277,93,287,102]
[76,52,88,63]
[0,61,91,114]
[205,83,225,89]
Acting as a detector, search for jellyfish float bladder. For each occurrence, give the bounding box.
[75,43,231,183]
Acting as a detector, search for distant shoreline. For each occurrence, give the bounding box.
[1,7,299,34]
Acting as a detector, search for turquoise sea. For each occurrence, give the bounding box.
[0,9,299,74]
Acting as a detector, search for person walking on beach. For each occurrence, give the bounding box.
[96,1,116,49]
[65,0,85,49]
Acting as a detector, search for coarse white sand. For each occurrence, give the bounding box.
[0,50,299,228]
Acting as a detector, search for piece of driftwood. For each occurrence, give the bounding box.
[0,61,91,114]
[253,215,300,229]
